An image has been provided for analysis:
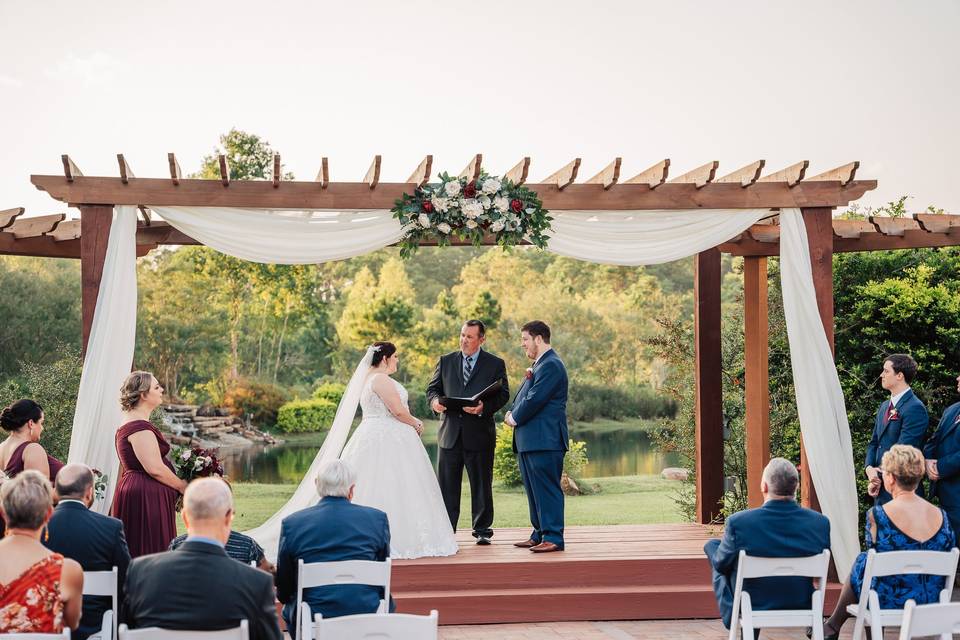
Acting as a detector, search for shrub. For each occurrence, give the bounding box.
[405,381,433,418]
[222,378,288,428]
[566,382,676,422]
[276,398,337,433]
[493,424,591,486]
[312,382,346,405]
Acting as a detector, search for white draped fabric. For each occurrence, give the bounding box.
[68,204,858,573]
[779,208,859,581]
[67,205,139,513]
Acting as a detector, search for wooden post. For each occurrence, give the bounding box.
[799,207,836,511]
[744,256,770,508]
[79,205,113,356]
[695,248,724,523]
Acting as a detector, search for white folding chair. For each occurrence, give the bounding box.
[898,600,960,640]
[0,631,71,639]
[296,558,391,640]
[117,621,248,640]
[314,610,438,640]
[728,549,831,640]
[83,566,118,640]
[847,547,960,640]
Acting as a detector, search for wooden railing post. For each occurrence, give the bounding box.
[799,207,836,511]
[79,205,113,357]
[744,256,770,508]
[695,248,724,523]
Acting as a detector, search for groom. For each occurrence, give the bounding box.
[505,320,568,553]
[427,320,509,545]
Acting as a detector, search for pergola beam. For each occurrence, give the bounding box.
[624,159,670,189]
[364,155,381,188]
[716,160,765,188]
[49,219,81,241]
[168,153,181,186]
[459,154,482,181]
[758,161,808,187]
[0,207,25,229]
[585,158,621,190]
[541,158,581,190]
[117,154,134,184]
[315,157,329,188]
[407,155,433,187]
[61,155,82,182]
[218,155,230,186]
[806,161,859,187]
[272,154,281,188]
[504,158,530,186]
[9,213,65,238]
[670,161,718,189]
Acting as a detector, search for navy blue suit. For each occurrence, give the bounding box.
[865,389,929,504]
[511,349,568,548]
[45,500,131,640]
[703,500,831,629]
[276,496,392,637]
[924,401,960,540]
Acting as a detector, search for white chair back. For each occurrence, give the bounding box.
[295,558,391,639]
[728,549,831,640]
[83,567,118,640]
[0,630,71,639]
[117,621,248,640]
[314,610,438,640]
[898,600,960,640]
[847,547,960,640]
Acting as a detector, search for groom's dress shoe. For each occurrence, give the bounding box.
[530,542,562,553]
[476,536,491,546]
[513,538,538,548]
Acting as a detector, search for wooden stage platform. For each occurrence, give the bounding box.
[392,524,841,625]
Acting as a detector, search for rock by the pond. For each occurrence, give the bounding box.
[661,467,690,481]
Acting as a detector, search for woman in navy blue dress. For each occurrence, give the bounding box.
[823,444,955,639]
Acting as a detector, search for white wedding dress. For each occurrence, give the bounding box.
[339,374,459,559]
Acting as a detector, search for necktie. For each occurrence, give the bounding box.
[463,355,473,383]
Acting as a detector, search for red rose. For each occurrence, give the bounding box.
[422,201,434,213]
[463,181,478,198]
[510,198,523,213]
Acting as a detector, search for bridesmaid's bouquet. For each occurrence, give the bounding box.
[172,445,225,482]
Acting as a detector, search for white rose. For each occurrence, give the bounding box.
[418,213,431,228]
[437,222,452,234]
[462,201,484,219]
[493,196,509,212]
[465,219,478,229]
[490,220,505,232]
[479,195,492,209]
[431,196,450,213]
[444,180,462,197]
[481,178,501,194]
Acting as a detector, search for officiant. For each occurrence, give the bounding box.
[427,320,509,545]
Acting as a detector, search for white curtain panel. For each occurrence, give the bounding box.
[547,209,770,265]
[151,207,404,264]
[779,208,859,581]
[67,205,138,513]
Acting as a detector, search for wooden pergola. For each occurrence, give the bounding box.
[14,152,959,523]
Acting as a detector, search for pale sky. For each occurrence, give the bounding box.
[2,0,958,217]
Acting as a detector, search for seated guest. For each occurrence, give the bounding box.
[46,463,132,640]
[924,371,960,538]
[823,444,954,639]
[122,477,281,640]
[170,525,274,574]
[704,457,831,630]
[277,460,392,636]
[0,470,84,634]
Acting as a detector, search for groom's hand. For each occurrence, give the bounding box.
[504,411,517,427]
[463,401,483,416]
[431,398,446,413]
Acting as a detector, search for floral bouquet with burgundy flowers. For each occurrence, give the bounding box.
[91,468,108,502]
[171,445,225,509]
[391,171,552,257]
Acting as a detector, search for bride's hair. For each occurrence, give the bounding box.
[371,341,397,367]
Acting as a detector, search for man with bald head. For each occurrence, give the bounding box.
[46,463,131,640]
[122,477,281,640]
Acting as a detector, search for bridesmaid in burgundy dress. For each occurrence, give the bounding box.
[110,371,187,557]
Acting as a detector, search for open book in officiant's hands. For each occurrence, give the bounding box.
[438,379,504,411]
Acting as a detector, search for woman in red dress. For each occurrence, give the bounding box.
[0,470,83,634]
[110,371,187,557]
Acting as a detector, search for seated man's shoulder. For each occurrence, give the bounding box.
[350,501,389,523]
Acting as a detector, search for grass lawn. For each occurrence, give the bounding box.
[218,475,683,533]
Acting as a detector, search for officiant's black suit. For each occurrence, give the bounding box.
[427,349,509,538]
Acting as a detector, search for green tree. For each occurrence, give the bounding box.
[193,129,294,182]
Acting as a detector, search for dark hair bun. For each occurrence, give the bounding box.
[0,399,43,432]
[371,342,397,367]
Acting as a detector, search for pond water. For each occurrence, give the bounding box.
[221,425,681,484]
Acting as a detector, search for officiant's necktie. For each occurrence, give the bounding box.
[463,355,473,383]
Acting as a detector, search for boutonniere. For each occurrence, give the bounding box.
[524,368,534,381]
[954,413,960,425]
[889,406,899,421]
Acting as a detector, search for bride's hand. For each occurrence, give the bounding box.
[413,419,424,436]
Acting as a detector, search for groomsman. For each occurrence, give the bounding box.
[865,354,928,504]
[924,372,960,538]
[427,320,509,544]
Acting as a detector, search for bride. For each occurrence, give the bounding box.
[245,342,458,560]
[339,341,458,559]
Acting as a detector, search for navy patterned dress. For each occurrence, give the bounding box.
[850,504,955,607]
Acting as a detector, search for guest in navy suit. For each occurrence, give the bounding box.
[703,458,831,630]
[45,463,131,640]
[924,372,960,538]
[505,320,568,553]
[276,460,392,637]
[865,354,929,504]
